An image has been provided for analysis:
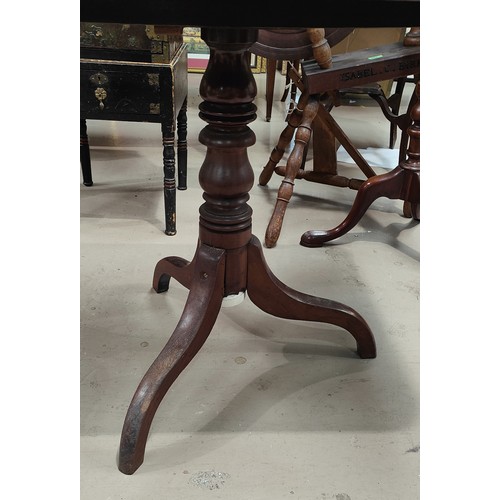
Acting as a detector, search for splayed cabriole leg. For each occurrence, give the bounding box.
[247,236,376,358]
[118,244,225,475]
[301,81,420,247]
[152,251,197,293]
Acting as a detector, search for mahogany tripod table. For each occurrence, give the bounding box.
[81,0,420,476]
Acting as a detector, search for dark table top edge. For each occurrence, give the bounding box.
[81,1,420,28]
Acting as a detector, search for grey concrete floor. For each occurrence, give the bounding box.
[80,72,419,499]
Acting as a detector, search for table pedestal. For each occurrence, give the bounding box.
[118,28,376,475]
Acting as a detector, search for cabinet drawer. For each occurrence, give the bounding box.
[80,44,187,122]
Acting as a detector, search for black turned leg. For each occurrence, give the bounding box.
[177,97,188,190]
[80,119,93,186]
[161,119,177,235]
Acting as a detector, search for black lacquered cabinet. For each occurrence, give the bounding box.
[80,23,188,235]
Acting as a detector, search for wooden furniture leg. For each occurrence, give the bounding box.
[265,58,277,121]
[300,81,420,247]
[153,252,197,292]
[259,29,420,247]
[80,119,93,186]
[264,96,320,247]
[118,28,376,475]
[368,77,418,165]
[388,77,408,149]
[247,236,375,358]
[286,59,301,117]
[161,119,177,235]
[258,90,310,187]
[177,97,188,190]
[280,61,291,101]
[119,243,226,475]
[265,58,301,122]
[262,87,379,248]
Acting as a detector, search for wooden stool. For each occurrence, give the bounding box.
[259,28,420,248]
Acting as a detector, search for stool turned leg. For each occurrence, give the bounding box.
[177,98,188,191]
[262,26,334,247]
[161,119,177,236]
[264,96,319,248]
[258,90,309,186]
[80,119,93,187]
[300,81,420,247]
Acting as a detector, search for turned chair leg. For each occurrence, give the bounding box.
[259,90,310,187]
[264,97,319,248]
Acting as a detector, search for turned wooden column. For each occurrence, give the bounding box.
[197,28,258,293]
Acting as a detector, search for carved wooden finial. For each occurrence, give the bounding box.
[307,28,332,69]
[404,27,420,47]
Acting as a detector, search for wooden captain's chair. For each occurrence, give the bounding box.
[258,28,420,248]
